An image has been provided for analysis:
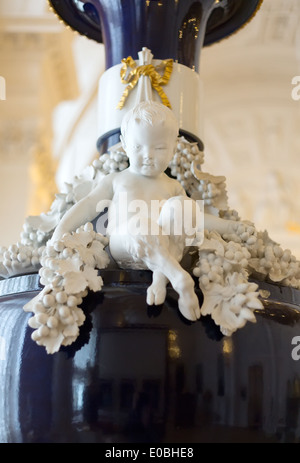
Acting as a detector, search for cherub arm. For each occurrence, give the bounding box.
[51,173,115,242]
[172,176,238,236]
[204,213,233,235]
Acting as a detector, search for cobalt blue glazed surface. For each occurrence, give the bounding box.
[1,271,300,443]
[48,0,262,70]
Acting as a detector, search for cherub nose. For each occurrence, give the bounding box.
[144,147,153,159]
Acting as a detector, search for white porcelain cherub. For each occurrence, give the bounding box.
[51,101,243,321]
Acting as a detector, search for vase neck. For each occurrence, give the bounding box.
[91,0,216,71]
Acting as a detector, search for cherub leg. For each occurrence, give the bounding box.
[146,270,168,306]
[147,197,192,308]
[146,196,201,319]
[144,239,200,321]
[146,237,190,308]
[109,221,200,321]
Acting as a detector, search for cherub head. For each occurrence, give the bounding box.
[120,100,179,177]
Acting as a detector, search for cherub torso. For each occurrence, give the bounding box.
[106,169,184,234]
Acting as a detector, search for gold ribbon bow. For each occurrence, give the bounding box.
[117,56,173,110]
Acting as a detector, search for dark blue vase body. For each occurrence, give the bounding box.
[1,272,300,443]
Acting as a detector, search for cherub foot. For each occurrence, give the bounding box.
[178,291,201,322]
[147,281,167,306]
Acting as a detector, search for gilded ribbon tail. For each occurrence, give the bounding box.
[117,57,139,109]
[150,59,173,108]
[151,81,172,109]
[117,76,139,109]
[157,59,173,85]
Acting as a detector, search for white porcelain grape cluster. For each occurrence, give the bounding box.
[198,180,222,207]
[247,231,300,289]
[169,137,204,192]
[0,193,75,278]
[92,146,129,174]
[0,242,45,278]
[193,229,263,335]
[14,192,75,258]
[20,223,49,248]
[28,287,88,352]
[24,223,109,354]
[221,221,257,247]
[194,241,251,289]
[201,270,262,336]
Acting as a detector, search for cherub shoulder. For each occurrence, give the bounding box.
[165,174,186,195]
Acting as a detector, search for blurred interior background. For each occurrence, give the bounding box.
[0,0,299,258]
